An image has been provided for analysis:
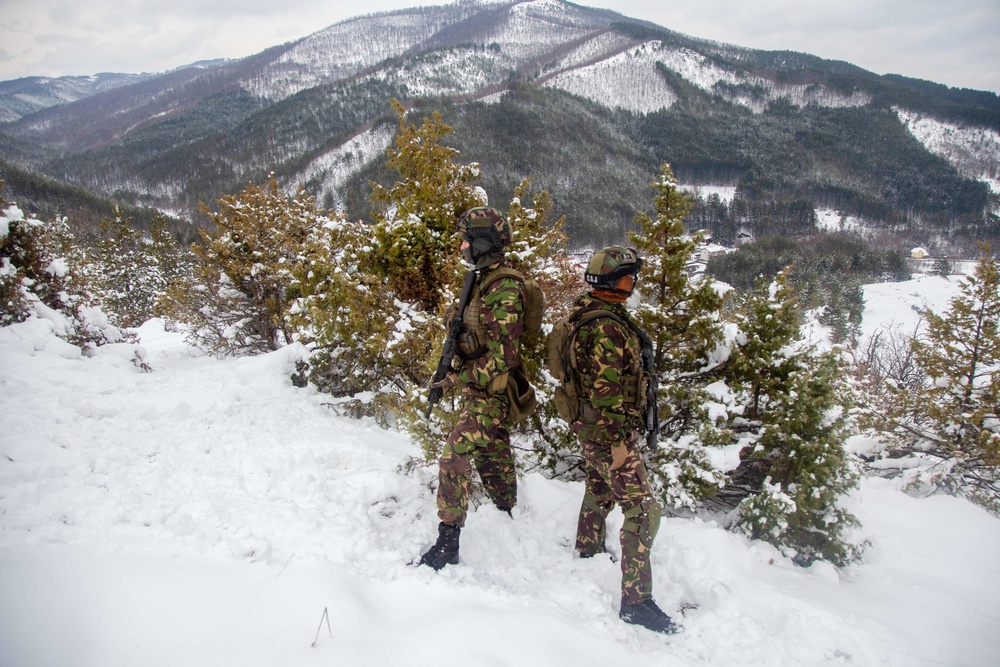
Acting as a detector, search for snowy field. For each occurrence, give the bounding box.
[2,274,999,667]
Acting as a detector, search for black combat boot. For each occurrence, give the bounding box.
[418,522,461,570]
[619,599,681,634]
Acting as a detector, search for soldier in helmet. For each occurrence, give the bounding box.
[418,206,527,570]
[559,246,679,634]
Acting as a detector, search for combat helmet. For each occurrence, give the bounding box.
[457,206,513,268]
[585,246,642,295]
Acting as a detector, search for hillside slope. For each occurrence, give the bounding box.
[1,276,999,666]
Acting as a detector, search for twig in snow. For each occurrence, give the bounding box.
[311,607,333,647]
[272,553,295,580]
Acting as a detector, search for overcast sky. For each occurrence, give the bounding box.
[1,0,997,94]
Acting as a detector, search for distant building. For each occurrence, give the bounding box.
[700,243,732,262]
[910,247,929,259]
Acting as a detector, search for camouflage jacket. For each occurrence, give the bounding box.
[569,293,643,446]
[456,261,525,395]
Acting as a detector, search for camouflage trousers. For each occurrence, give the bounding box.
[436,393,517,527]
[575,437,655,606]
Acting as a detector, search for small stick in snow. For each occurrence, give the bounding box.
[272,553,295,580]
[311,607,333,647]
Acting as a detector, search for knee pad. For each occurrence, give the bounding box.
[622,498,662,549]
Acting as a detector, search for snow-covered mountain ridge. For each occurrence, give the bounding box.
[1,0,997,249]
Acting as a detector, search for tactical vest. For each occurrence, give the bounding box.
[456,265,538,420]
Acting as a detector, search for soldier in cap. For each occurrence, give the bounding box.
[557,246,679,634]
[418,206,527,570]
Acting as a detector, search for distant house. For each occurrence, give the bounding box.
[700,243,732,262]
[911,247,929,259]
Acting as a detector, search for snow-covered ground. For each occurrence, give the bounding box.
[2,275,999,667]
[858,273,964,340]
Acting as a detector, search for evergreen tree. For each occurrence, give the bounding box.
[726,271,864,566]
[629,163,729,509]
[356,103,580,464]
[931,256,955,278]
[817,280,865,345]
[369,99,484,311]
[149,215,194,311]
[292,102,490,435]
[401,178,579,464]
[0,189,119,349]
[886,247,1000,512]
[159,176,324,356]
[91,210,160,328]
[289,212,398,401]
[504,178,584,478]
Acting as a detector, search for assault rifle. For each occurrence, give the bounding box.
[425,270,478,418]
[634,326,659,449]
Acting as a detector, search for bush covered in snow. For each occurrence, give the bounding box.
[0,191,121,350]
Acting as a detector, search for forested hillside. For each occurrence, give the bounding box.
[0,0,997,251]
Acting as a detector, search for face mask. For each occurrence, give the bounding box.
[462,234,499,266]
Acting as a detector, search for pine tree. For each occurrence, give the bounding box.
[818,280,865,345]
[369,99,484,311]
[289,212,397,400]
[91,210,160,328]
[290,102,486,434]
[159,176,324,356]
[726,271,864,566]
[931,256,955,278]
[629,163,729,509]
[149,215,194,314]
[504,178,584,478]
[360,104,581,463]
[889,246,1000,512]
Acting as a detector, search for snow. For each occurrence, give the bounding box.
[537,30,637,78]
[543,40,874,115]
[815,208,867,235]
[2,280,1000,666]
[243,10,473,100]
[859,274,963,341]
[683,184,738,204]
[291,125,395,212]
[544,41,677,114]
[895,108,1000,195]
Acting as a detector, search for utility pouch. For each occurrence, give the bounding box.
[553,383,580,423]
[505,365,537,423]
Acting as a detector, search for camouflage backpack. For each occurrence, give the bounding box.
[546,306,647,424]
[457,265,544,422]
[459,265,543,359]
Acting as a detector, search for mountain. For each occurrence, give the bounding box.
[1,0,998,250]
[0,72,157,123]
